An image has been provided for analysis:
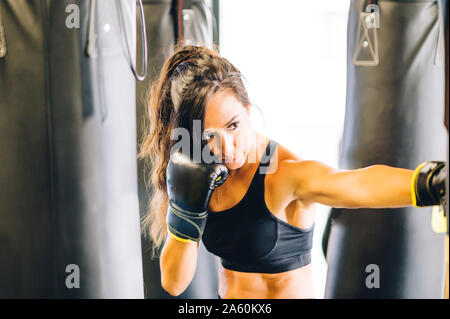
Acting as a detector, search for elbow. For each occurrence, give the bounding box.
[161,281,187,297]
[161,276,188,297]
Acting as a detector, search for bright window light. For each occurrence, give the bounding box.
[219,0,350,298]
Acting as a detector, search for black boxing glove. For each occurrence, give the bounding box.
[166,152,228,242]
[412,161,447,208]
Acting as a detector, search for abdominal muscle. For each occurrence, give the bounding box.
[218,263,315,299]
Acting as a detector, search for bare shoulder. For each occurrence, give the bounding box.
[265,143,318,207]
[265,144,303,195]
[276,144,303,162]
[269,143,304,176]
[267,143,333,195]
[274,143,332,174]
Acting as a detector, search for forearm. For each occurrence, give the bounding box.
[160,236,198,296]
[355,165,414,208]
[294,159,445,209]
[308,164,414,209]
[160,151,228,296]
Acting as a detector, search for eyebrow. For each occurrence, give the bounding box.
[222,114,239,128]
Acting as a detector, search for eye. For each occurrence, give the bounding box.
[227,121,240,131]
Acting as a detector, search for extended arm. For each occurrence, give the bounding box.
[288,160,446,209]
[288,161,413,209]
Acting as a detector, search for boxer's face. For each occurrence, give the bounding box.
[203,89,254,170]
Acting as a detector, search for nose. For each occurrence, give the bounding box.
[220,133,235,162]
[207,131,235,161]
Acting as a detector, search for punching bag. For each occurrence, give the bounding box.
[0,0,144,298]
[324,0,447,298]
[136,0,220,298]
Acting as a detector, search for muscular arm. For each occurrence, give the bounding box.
[284,160,414,209]
[160,236,199,296]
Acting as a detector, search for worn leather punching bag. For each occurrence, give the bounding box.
[136,0,219,298]
[324,0,447,298]
[0,0,144,298]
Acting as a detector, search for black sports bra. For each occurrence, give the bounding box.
[202,140,314,274]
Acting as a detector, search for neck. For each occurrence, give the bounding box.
[227,132,269,180]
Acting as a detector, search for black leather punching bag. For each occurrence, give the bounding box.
[136,0,220,298]
[324,0,447,298]
[0,0,144,298]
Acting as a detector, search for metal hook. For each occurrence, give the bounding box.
[126,0,147,81]
[108,0,148,81]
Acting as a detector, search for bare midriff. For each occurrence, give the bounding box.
[218,263,315,299]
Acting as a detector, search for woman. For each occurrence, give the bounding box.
[139,44,446,299]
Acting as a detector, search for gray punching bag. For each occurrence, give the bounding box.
[0,0,144,298]
[136,0,219,298]
[324,0,447,298]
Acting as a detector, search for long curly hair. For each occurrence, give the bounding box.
[138,44,250,256]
